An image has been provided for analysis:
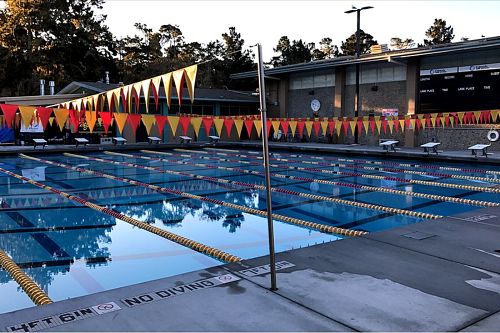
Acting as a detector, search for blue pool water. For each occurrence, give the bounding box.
[0,147,499,314]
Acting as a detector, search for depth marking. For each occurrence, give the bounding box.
[239,261,296,277]
[6,302,121,332]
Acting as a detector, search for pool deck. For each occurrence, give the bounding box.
[1,140,499,165]
[1,206,499,332]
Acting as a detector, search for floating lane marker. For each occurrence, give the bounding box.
[196,148,500,184]
[0,250,52,306]
[204,147,500,176]
[141,150,499,208]
[0,164,241,264]
[99,151,440,219]
[178,149,500,194]
[56,152,368,236]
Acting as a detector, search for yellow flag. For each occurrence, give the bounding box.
[234,119,244,138]
[151,76,162,105]
[305,120,313,137]
[114,113,128,135]
[184,65,197,103]
[92,94,102,112]
[141,79,151,112]
[19,106,35,128]
[419,115,426,129]
[473,111,481,123]
[399,119,405,132]
[491,110,499,122]
[363,120,370,134]
[212,118,224,136]
[168,116,179,136]
[141,114,156,135]
[190,117,203,137]
[161,73,173,108]
[458,112,465,124]
[86,111,98,133]
[335,120,342,135]
[271,120,280,134]
[349,121,356,135]
[410,118,416,129]
[388,120,394,134]
[54,108,69,131]
[430,113,437,127]
[172,69,185,104]
[113,88,122,112]
[289,120,297,137]
[375,116,382,134]
[49,117,55,127]
[450,115,455,127]
[320,120,328,135]
[253,119,262,138]
[106,90,116,112]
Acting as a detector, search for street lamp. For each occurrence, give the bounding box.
[345,5,373,144]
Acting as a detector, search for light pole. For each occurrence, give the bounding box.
[345,5,373,144]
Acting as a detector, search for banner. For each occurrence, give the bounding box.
[19,106,35,128]
[179,115,191,135]
[214,118,225,137]
[191,116,202,137]
[0,104,18,128]
[155,115,169,137]
[234,119,244,138]
[86,111,98,133]
[114,113,128,135]
[99,112,113,134]
[244,119,254,137]
[168,116,180,136]
[203,117,214,137]
[54,108,69,132]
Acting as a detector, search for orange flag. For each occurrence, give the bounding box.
[86,111,98,133]
[54,108,69,131]
[114,113,128,135]
[19,106,35,128]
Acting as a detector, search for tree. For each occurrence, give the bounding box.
[424,18,454,45]
[312,37,339,60]
[271,36,314,66]
[0,0,117,96]
[390,37,415,50]
[340,30,377,56]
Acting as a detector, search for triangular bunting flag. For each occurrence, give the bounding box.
[151,76,162,110]
[0,104,18,128]
[179,115,191,135]
[234,119,244,138]
[312,120,321,137]
[297,120,305,138]
[349,120,356,135]
[304,120,313,137]
[244,119,254,137]
[271,120,280,135]
[114,113,129,135]
[253,119,263,138]
[161,73,173,108]
[289,120,298,137]
[99,112,113,134]
[328,119,335,136]
[86,111,98,133]
[35,107,53,129]
[69,109,80,132]
[54,108,70,132]
[141,79,152,112]
[185,65,197,103]
[168,116,180,136]
[172,69,185,105]
[473,111,481,123]
[363,119,370,135]
[214,118,225,137]
[375,116,382,134]
[458,112,465,124]
[155,115,169,137]
[202,117,214,136]
[127,114,142,134]
[430,113,437,127]
[281,119,289,137]
[19,106,35,128]
[141,114,156,135]
[224,118,234,137]
[191,117,202,137]
[48,117,54,127]
[320,120,328,136]
[335,119,342,136]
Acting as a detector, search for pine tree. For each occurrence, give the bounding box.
[340,30,377,56]
[424,19,455,45]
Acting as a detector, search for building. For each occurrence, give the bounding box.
[231,36,500,149]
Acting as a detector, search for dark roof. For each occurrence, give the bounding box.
[231,36,500,79]
[58,81,258,104]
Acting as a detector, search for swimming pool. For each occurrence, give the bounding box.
[1,147,499,314]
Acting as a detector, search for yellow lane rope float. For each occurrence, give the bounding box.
[179,149,500,194]
[141,150,499,208]
[204,147,500,176]
[97,150,441,219]
[0,250,53,306]
[24,153,367,237]
[2,162,240,263]
[196,148,500,184]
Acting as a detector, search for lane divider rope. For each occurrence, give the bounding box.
[178,149,500,194]
[3,161,241,264]
[0,250,53,306]
[196,148,500,184]
[204,147,500,176]
[141,149,499,207]
[103,150,441,219]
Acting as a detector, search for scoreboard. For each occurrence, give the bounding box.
[419,63,500,113]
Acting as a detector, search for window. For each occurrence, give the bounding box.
[289,72,335,90]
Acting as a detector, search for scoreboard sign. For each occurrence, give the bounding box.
[419,63,500,113]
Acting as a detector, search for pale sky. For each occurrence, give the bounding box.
[100,0,500,60]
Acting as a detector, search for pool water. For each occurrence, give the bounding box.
[0,147,499,314]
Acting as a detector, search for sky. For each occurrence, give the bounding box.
[100,0,500,60]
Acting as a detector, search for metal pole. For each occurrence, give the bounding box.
[257,43,277,291]
[354,9,361,144]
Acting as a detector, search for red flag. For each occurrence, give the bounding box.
[436,114,441,127]
[393,118,400,133]
[202,117,214,136]
[224,117,234,137]
[297,120,305,138]
[482,110,491,124]
[69,109,80,132]
[369,118,375,134]
[0,104,18,128]
[155,115,169,137]
[179,115,191,135]
[357,118,363,134]
[99,112,113,134]
[465,112,473,124]
[266,119,272,138]
[35,107,53,129]
[405,117,411,130]
[342,119,349,136]
[381,117,388,134]
[312,120,321,137]
[328,120,335,136]
[280,119,289,137]
[127,114,142,134]
[244,119,254,137]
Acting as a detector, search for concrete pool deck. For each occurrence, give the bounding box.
[1,206,499,332]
